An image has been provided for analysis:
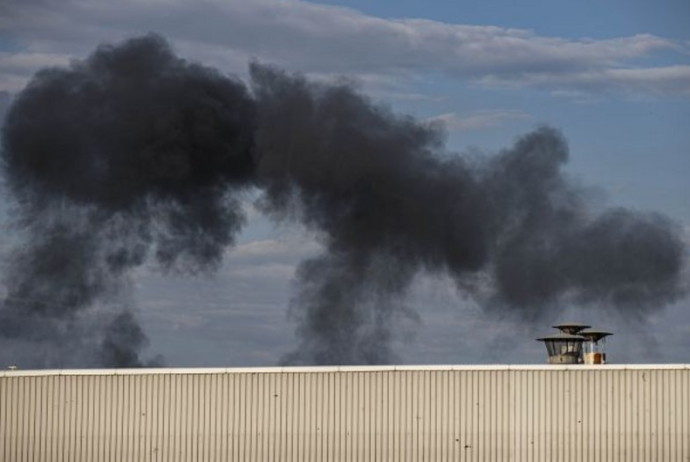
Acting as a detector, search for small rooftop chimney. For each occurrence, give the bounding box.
[537,323,613,365]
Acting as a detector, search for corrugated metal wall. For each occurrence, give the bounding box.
[1,365,688,461]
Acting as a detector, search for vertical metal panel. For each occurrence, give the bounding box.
[1,366,689,461]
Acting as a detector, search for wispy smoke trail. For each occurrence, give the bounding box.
[0,35,686,367]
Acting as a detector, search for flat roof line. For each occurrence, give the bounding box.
[1,364,689,377]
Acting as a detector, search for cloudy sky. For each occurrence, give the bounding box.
[0,0,689,366]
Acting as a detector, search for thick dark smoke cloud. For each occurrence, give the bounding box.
[1,35,255,367]
[0,35,686,367]
[250,67,686,363]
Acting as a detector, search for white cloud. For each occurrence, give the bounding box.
[428,109,532,132]
[486,65,690,97]
[0,52,72,92]
[0,0,688,97]
[227,262,297,280]
[228,235,323,266]
[0,51,70,72]
[232,237,319,259]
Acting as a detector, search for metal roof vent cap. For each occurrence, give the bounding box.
[536,333,586,364]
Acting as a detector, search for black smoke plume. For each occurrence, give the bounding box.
[0,35,255,367]
[0,34,686,367]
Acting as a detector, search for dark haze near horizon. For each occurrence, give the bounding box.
[0,35,686,367]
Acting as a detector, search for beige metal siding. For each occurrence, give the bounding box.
[1,365,688,461]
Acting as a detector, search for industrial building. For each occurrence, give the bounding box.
[1,364,688,461]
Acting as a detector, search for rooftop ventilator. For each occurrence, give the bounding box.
[537,323,612,364]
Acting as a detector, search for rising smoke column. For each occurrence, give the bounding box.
[251,64,490,363]
[0,34,255,367]
[0,35,686,367]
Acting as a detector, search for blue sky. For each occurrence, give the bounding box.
[0,0,688,366]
